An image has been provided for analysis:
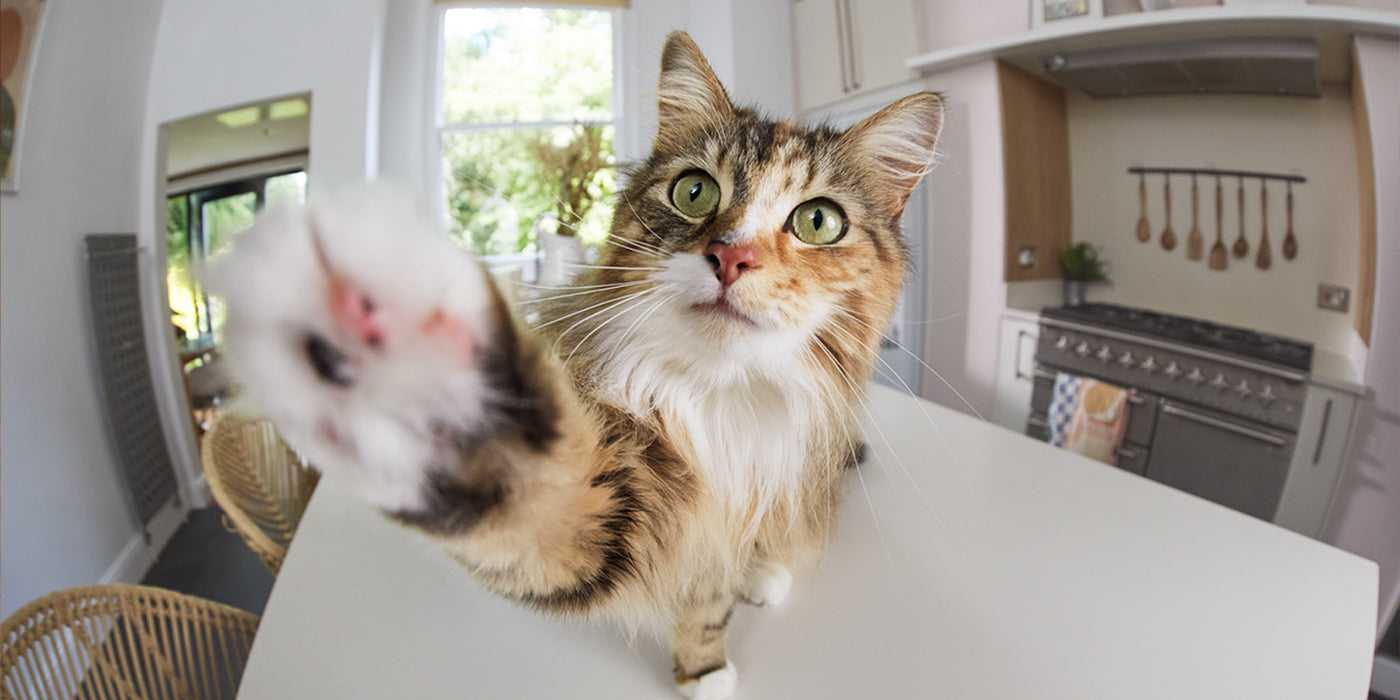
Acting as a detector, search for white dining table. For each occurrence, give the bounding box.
[236,385,1378,699]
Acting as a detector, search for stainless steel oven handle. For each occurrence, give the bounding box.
[1161,403,1287,447]
[1030,367,1145,406]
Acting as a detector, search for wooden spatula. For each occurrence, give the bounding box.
[1136,173,1151,243]
[1282,182,1298,260]
[1232,177,1249,259]
[1160,177,1177,251]
[1209,176,1227,271]
[1186,175,1204,260]
[1256,180,1272,270]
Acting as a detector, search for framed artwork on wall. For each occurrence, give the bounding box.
[2,0,48,193]
[1031,0,1104,29]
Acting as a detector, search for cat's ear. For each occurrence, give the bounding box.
[838,92,945,215]
[655,31,733,148]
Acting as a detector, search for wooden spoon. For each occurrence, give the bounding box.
[1209,177,1228,270]
[1256,180,1272,270]
[1186,175,1204,260]
[1160,177,1177,251]
[1135,174,1151,243]
[1232,177,1249,259]
[1282,182,1298,260]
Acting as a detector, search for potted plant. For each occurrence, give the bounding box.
[1057,242,1110,307]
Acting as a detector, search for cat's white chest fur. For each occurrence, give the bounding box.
[599,309,824,508]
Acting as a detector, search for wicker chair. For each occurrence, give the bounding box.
[201,412,319,574]
[0,584,260,700]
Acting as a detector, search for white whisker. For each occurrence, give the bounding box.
[621,193,667,246]
[841,309,988,422]
[563,263,666,272]
[564,290,661,365]
[549,289,655,347]
[533,287,655,331]
[825,321,978,499]
[514,279,652,305]
[904,309,967,325]
[810,337,954,542]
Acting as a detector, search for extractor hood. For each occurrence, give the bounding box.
[1042,37,1320,97]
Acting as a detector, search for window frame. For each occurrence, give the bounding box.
[426,2,624,260]
[166,169,306,350]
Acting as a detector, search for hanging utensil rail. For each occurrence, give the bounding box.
[1126,167,1306,184]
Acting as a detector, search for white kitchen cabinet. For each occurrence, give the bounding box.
[993,309,1040,432]
[793,0,921,111]
[1275,383,1360,539]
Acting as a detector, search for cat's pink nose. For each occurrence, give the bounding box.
[704,241,759,288]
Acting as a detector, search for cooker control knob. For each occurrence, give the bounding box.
[1140,356,1158,373]
[1118,351,1135,367]
[1163,362,1182,379]
[1075,341,1091,357]
[1096,345,1114,363]
[1055,335,1071,351]
[1233,380,1252,397]
[1185,368,1205,385]
[1257,385,1276,404]
[1209,373,1229,390]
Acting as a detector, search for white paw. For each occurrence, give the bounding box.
[213,185,499,514]
[742,562,792,607]
[676,661,737,700]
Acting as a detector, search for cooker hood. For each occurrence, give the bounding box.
[1041,37,1320,98]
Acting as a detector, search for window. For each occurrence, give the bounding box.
[435,5,617,260]
[166,171,307,350]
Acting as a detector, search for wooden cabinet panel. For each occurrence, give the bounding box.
[998,60,1072,282]
[1351,44,1376,347]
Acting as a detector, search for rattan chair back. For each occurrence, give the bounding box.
[0,583,260,700]
[201,411,319,574]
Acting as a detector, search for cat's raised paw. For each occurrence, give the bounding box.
[213,186,520,516]
[676,661,737,700]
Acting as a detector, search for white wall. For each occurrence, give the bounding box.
[919,0,1027,53]
[1067,87,1363,359]
[916,61,1007,418]
[0,0,167,619]
[1325,35,1400,640]
[138,0,388,516]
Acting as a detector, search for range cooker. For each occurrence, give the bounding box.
[1027,304,1313,522]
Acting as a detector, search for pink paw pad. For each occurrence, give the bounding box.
[328,281,385,348]
[421,309,475,361]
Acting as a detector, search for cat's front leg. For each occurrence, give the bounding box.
[673,594,739,700]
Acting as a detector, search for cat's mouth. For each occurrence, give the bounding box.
[691,296,756,326]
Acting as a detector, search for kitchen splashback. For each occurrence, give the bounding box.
[1062,86,1364,360]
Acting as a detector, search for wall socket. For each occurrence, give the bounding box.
[1018,245,1036,269]
[1317,283,1350,312]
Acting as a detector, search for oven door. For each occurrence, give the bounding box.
[1143,400,1294,521]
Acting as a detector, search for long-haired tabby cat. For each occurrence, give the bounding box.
[215,32,942,699]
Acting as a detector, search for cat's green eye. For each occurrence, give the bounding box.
[789,199,847,246]
[670,171,721,218]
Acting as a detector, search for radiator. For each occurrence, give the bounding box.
[85,234,179,532]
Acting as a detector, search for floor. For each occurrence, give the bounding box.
[140,506,275,616]
[1371,614,1400,700]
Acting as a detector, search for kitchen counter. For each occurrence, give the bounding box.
[1312,349,1368,395]
[237,384,1377,699]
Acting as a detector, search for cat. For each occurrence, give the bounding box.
[214,31,943,700]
